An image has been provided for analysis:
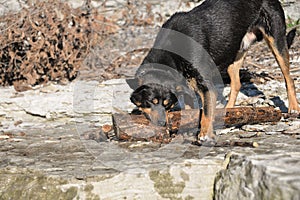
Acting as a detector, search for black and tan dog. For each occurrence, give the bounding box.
[127,0,299,143]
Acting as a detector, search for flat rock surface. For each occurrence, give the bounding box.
[1,78,300,199]
[0,0,300,199]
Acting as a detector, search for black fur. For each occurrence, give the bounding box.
[287,28,296,49]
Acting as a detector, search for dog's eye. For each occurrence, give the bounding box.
[163,99,169,106]
[152,98,159,104]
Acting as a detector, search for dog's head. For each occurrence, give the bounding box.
[130,83,178,126]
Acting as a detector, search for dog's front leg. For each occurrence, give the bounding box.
[198,88,217,142]
[188,78,217,143]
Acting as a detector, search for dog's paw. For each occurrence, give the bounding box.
[288,103,300,113]
[192,135,216,147]
[288,108,300,114]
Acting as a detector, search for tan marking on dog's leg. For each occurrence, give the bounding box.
[198,89,216,140]
[226,51,247,108]
[188,78,216,140]
[263,35,300,112]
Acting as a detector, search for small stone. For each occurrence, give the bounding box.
[252,142,259,148]
[256,132,264,137]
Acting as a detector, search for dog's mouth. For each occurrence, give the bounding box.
[140,106,167,126]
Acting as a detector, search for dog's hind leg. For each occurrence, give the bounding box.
[225,51,247,108]
[257,1,299,112]
[263,33,300,112]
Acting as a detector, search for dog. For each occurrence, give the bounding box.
[127,0,299,143]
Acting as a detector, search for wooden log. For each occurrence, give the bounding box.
[112,113,172,143]
[282,113,300,119]
[221,107,282,127]
[113,107,282,143]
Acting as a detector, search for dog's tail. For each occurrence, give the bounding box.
[287,28,296,49]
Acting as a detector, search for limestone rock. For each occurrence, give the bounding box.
[214,152,300,200]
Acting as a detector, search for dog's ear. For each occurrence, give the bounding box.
[130,89,143,106]
[126,78,140,90]
[130,85,151,106]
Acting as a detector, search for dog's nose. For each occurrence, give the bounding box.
[157,120,166,126]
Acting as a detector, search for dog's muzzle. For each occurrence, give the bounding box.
[147,105,167,126]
